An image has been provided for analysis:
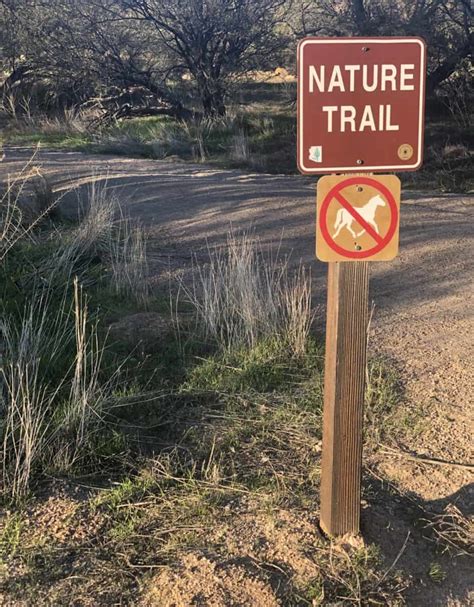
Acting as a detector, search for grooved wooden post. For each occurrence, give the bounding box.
[320,261,369,536]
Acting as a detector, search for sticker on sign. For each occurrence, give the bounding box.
[298,37,426,174]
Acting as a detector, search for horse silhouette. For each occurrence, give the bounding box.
[333,194,386,239]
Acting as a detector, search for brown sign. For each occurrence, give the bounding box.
[298,37,426,174]
[316,174,401,262]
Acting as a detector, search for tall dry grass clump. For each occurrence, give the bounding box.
[70,179,149,305]
[0,278,118,500]
[0,291,71,499]
[51,178,118,275]
[0,152,59,262]
[0,92,90,136]
[45,179,149,305]
[109,216,149,307]
[182,231,313,356]
[48,279,120,473]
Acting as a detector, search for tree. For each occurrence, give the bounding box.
[289,0,473,94]
[425,0,473,94]
[118,0,290,116]
[1,0,193,119]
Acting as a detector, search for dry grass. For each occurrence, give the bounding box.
[181,231,313,356]
[34,178,118,289]
[0,275,118,499]
[424,504,474,557]
[39,107,90,136]
[0,158,418,604]
[0,289,71,499]
[230,129,250,161]
[43,178,149,305]
[49,278,119,473]
[0,152,61,261]
[0,91,90,134]
[109,216,150,307]
[64,178,117,257]
[0,171,140,500]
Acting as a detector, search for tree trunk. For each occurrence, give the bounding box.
[127,76,194,121]
[199,81,226,118]
[351,0,372,35]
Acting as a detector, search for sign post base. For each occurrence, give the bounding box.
[320,261,369,536]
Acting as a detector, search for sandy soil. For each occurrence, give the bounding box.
[1,147,472,605]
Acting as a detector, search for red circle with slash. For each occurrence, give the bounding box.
[319,176,399,259]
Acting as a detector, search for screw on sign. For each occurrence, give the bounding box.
[316,175,401,262]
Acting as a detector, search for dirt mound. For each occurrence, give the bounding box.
[141,553,280,607]
[140,505,323,606]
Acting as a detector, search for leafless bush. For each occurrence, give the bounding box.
[0,91,19,120]
[0,90,36,121]
[439,61,473,129]
[442,144,470,160]
[182,231,313,355]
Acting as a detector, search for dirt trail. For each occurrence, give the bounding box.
[2,147,473,604]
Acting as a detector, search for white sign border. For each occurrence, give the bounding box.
[297,37,426,174]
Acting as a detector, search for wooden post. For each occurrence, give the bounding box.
[320,261,369,536]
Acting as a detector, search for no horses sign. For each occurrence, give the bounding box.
[297,37,426,174]
[316,174,401,262]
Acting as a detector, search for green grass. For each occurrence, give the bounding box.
[0,513,24,563]
[0,305,411,605]
[183,337,322,394]
[1,226,404,495]
[5,131,91,150]
[292,544,407,606]
[364,359,401,443]
[94,475,155,512]
[428,562,447,583]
